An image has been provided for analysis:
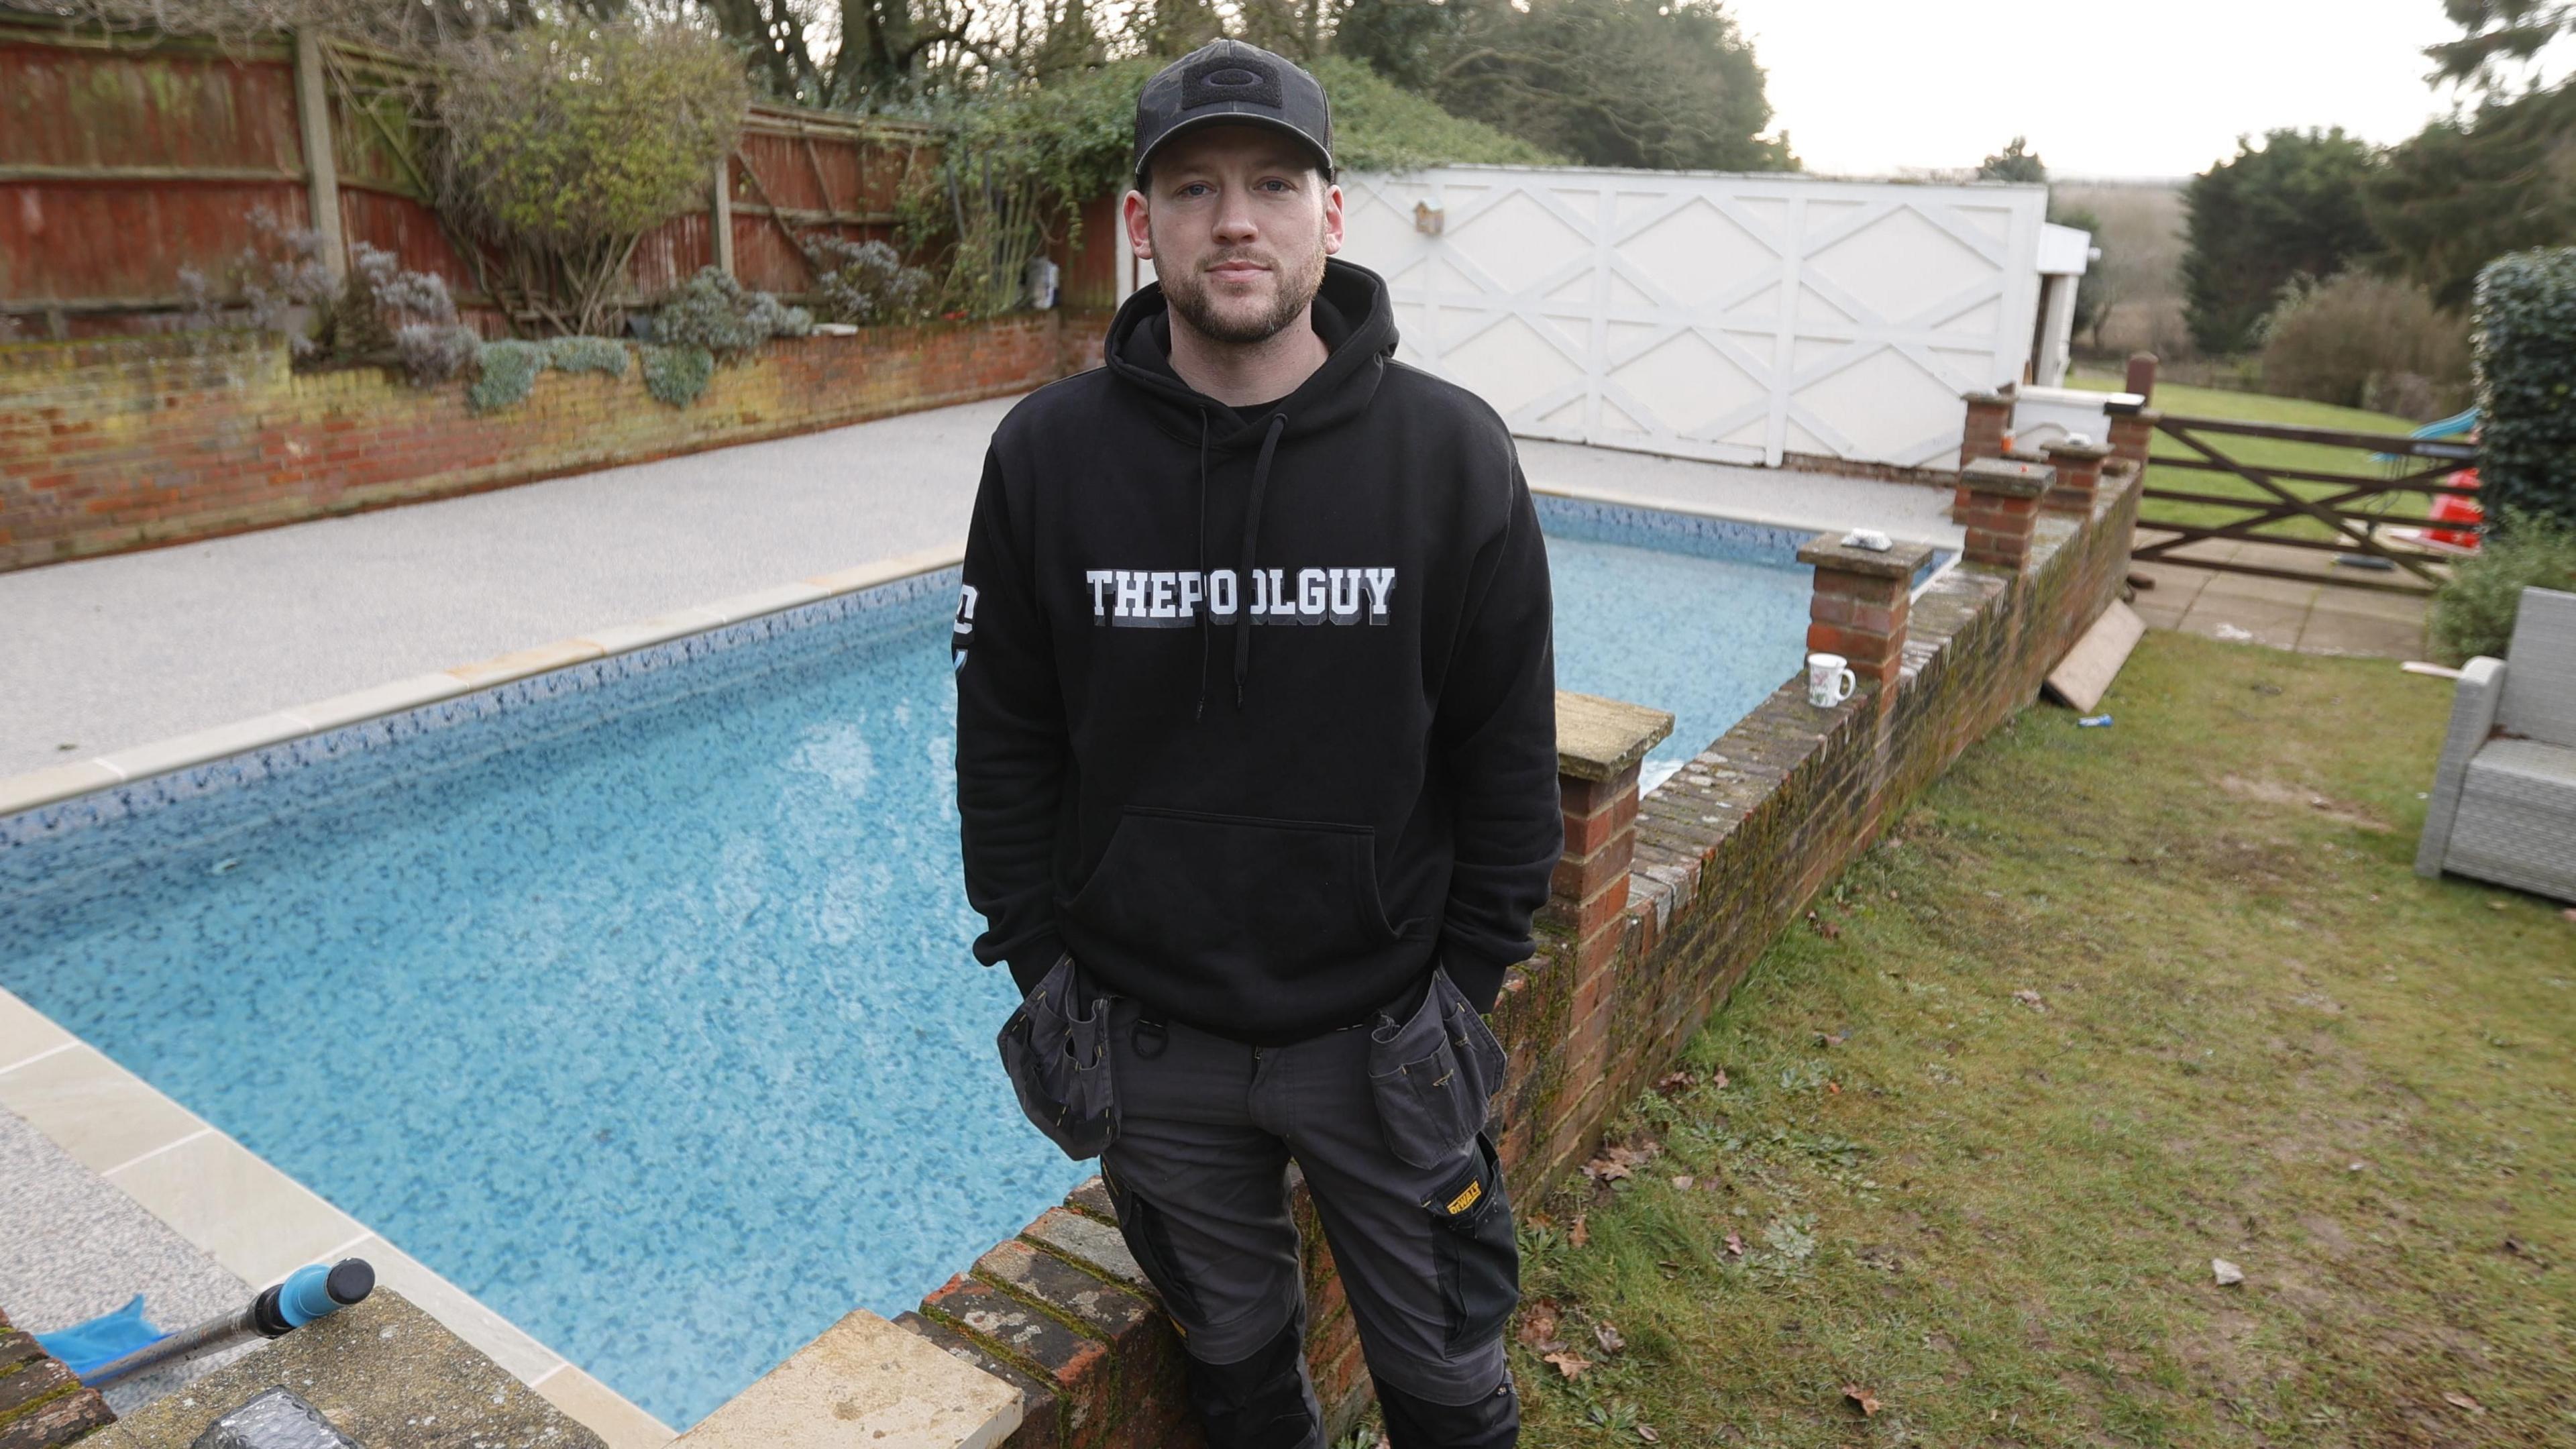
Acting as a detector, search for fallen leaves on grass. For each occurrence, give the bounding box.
[2013,989,2046,1011]
[2443,1391,2485,1414]
[1568,1214,1590,1248]
[1635,1427,1658,1443]
[1724,1231,1745,1257]
[1543,1350,1593,1379]
[1593,1321,1625,1355]
[1842,1383,1882,1416]
[1654,1069,1697,1094]
[1670,1175,1694,1189]
[1805,909,1842,941]
[2212,1258,2245,1285]
[1582,1142,1656,1183]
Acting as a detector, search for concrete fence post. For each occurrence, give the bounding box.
[1797,535,1936,687]
[292,30,347,282]
[2040,439,2113,516]
[1956,458,2054,572]
[1960,390,2012,472]
[710,157,736,277]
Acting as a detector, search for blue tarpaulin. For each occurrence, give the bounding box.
[34,1295,169,1377]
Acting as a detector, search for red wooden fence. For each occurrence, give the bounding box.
[0,11,1119,338]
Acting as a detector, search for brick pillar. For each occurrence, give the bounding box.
[1797,535,1936,687]
[2104,402,2157,472]
[1959,390,2012,472]
[2040,439,2112,516]
[1548,691,1672,1128]
[1956,458,2053,571]
[2125,351,2158,402]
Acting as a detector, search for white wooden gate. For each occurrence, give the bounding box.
[1332,166,2049,470]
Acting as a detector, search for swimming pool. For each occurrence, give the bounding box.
[0,500,1848,1426]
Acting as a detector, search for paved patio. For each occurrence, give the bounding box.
[2127,533,2432,661]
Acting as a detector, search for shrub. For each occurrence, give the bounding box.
[807,239,935,327]
[545,335,631,377]
[2472,248,2576,529]
[2430,509,2576,663]
[468,339,546,413]
[394,323,480,384]
[177,207,337,358]
[651,268,810,356]
[2255,271,2471,417]
[2182,128,2381,355]
[435,23,749,335]
[643,343,714,407]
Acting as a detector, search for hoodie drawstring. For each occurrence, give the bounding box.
[1234,414,1287,710]
[1193,410,1212,722]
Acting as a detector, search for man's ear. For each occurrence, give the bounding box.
[1123,189,1154,262]
[1322,180,1345,257]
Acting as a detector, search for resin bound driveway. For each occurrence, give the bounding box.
[0,396,1962,779]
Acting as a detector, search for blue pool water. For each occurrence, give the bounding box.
[0,503,1819,1427]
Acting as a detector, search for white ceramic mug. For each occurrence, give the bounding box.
[1807,652,1857,708]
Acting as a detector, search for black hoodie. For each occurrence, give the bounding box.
[951,258,1562,1043]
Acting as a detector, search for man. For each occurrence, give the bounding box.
[951,37,1561,1449]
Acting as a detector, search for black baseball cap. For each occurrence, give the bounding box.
[1132,39,1335,189]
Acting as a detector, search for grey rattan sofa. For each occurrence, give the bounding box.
[2416,586,2576,902]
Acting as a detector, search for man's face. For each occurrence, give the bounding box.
[1126,125,1344,346]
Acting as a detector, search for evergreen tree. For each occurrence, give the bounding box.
[2181,128,2383,354]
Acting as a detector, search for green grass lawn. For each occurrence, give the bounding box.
[2063,369,2453,547]
[1503,633,2573,1446]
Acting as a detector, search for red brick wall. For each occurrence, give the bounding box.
[0,314,1082,573]
[899,450,2144,1446]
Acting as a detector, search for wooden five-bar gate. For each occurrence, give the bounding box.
[2127,408,2480,595]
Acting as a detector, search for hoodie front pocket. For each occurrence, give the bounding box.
[1062,804,1405,972]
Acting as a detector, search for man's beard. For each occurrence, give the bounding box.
[1163,246,1326,345]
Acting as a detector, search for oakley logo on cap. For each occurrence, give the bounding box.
[1183,54,1283,110]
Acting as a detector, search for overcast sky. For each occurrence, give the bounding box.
[1728,0,2569,180]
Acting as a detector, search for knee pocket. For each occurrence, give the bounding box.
[1185,1316,1317,1449]
[1425,1132,1519,1354]
[1374,1368,1517,1449]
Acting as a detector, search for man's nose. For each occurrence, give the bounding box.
[1212,186,1259,242]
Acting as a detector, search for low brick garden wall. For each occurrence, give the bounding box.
[887,448,2143,1448]
[0,311,1111,574]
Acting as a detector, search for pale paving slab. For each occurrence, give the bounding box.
[0,1043,211,1175]
[0,987,74,1071]
[105,1129,368,1289]
[673,1309,1020,1449]
[536,1363,680,1449]
[2128,550,2433,661]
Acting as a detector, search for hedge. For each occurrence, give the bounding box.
[2472,248,2576,531]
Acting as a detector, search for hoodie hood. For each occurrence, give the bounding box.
[1099,258,1400,720]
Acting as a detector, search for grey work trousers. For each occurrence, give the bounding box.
[1085,964,1521,1418]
